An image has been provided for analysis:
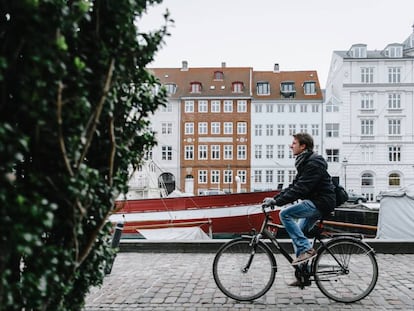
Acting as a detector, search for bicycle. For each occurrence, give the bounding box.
[212,203,378,303]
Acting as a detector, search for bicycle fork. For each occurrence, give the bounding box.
[241,234,262,273]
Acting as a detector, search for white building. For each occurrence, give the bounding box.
[324,25,414,201]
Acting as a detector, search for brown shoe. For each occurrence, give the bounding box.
[291,248,317,266]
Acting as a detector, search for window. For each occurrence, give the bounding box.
[388,173,401,186]
[160,102,172,112]
[326,123,339,137]
[161,122,173,135]
[388,67,401,83]
[288,170,296,183]
[326,149,339,162]
[223,122,233,134]
[237,122,247,134]
[161,145,172,160]
[254,170,262,183]
[224,100,233,112]
[311,124,319,136]
[214,71,224,80]
[289,104,296,113]
[255,124,262,136]
[326,101,339,112]
[224,169,233,184]
[385,45,402,58]
[184,145,194,160]
[266,104,273,113]
[211,100,220,113]
[277,145,284,159]
[211,122,220,134]
[361,67,373,83]
[198,100,208,113]
[198,145,207,160]
[198,122,208,135]
[237,100,247,112]
[254,145,262,159]
[300,104,307,113]
[388,119,401,135]
[361,119,374,136]
[211,145,220,159]
[361,173,374,186]
[257,82,270,95]
[277,104,285,113]
[265,145,273,159]
[190,82,202,93]
[277,124,285,136]
[277,170,285,184]
[361,145,375,162]
[351,45,367,58]
[164,83,177,94]
[224,145,233,160]
[237,145,247,160]
[280,81,296,98]
[265,170,273,183]
[184,100,194,113]
[361,93,374,110]
[232,82,244,93]
[388,93,401,109]
[303,81,316,95]
[237,170,246,184]
[312,104,319,113]
[300,124,308,133]
[211,170,220,184]
[184,122,194,135]
[198,170,207,184]
[255,104,263,113]
[266,124,273,136]
[388,145,401,162]
[288,124,296,135]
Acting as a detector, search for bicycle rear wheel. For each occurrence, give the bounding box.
[313,237,378,303]
[212,237,276,301]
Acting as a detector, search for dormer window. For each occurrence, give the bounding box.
[214,71,224,80]
[232,82,244,93]
[280,81,296,98]
[256,82,270,95]
[385,44,403,58]
[190,82,202,93]
[303,81,316,95]
[164,83,177,95]
[350,44,367,58]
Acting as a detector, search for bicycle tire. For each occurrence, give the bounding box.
[212,237,276,301]
[313,237,378,303]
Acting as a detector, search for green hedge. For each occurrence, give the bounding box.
[0,1,169,310]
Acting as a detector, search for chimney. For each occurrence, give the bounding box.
[221,62,226,68]
[273,63,280,73]
[181,60,188,71]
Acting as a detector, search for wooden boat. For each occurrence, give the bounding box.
[110,190,280,239]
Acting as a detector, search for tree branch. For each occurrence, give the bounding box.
[57,81,74,176]
[76,58,115,170]
[108,116,115,187]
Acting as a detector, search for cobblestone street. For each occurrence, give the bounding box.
[84,252,414,310]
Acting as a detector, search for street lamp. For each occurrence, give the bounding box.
[342,158,348,190]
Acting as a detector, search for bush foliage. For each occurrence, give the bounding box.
[0,1,169,310]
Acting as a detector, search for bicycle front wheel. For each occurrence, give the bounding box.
[313,238,378,303]
[212,237,276,301]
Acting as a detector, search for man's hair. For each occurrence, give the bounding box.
[293,132,314,151]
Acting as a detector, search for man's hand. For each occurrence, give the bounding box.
[262,197,276,207]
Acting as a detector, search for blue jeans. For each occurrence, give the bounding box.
[279,200,321,257]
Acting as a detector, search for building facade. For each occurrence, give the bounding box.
[324,26,414,200]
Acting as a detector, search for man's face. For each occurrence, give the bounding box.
[290,138,306,156]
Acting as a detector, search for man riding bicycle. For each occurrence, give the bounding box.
[264,133,336,285]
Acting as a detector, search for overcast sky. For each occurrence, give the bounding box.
[139,0,414,88]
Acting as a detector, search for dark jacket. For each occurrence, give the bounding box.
[274,152,336,215]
